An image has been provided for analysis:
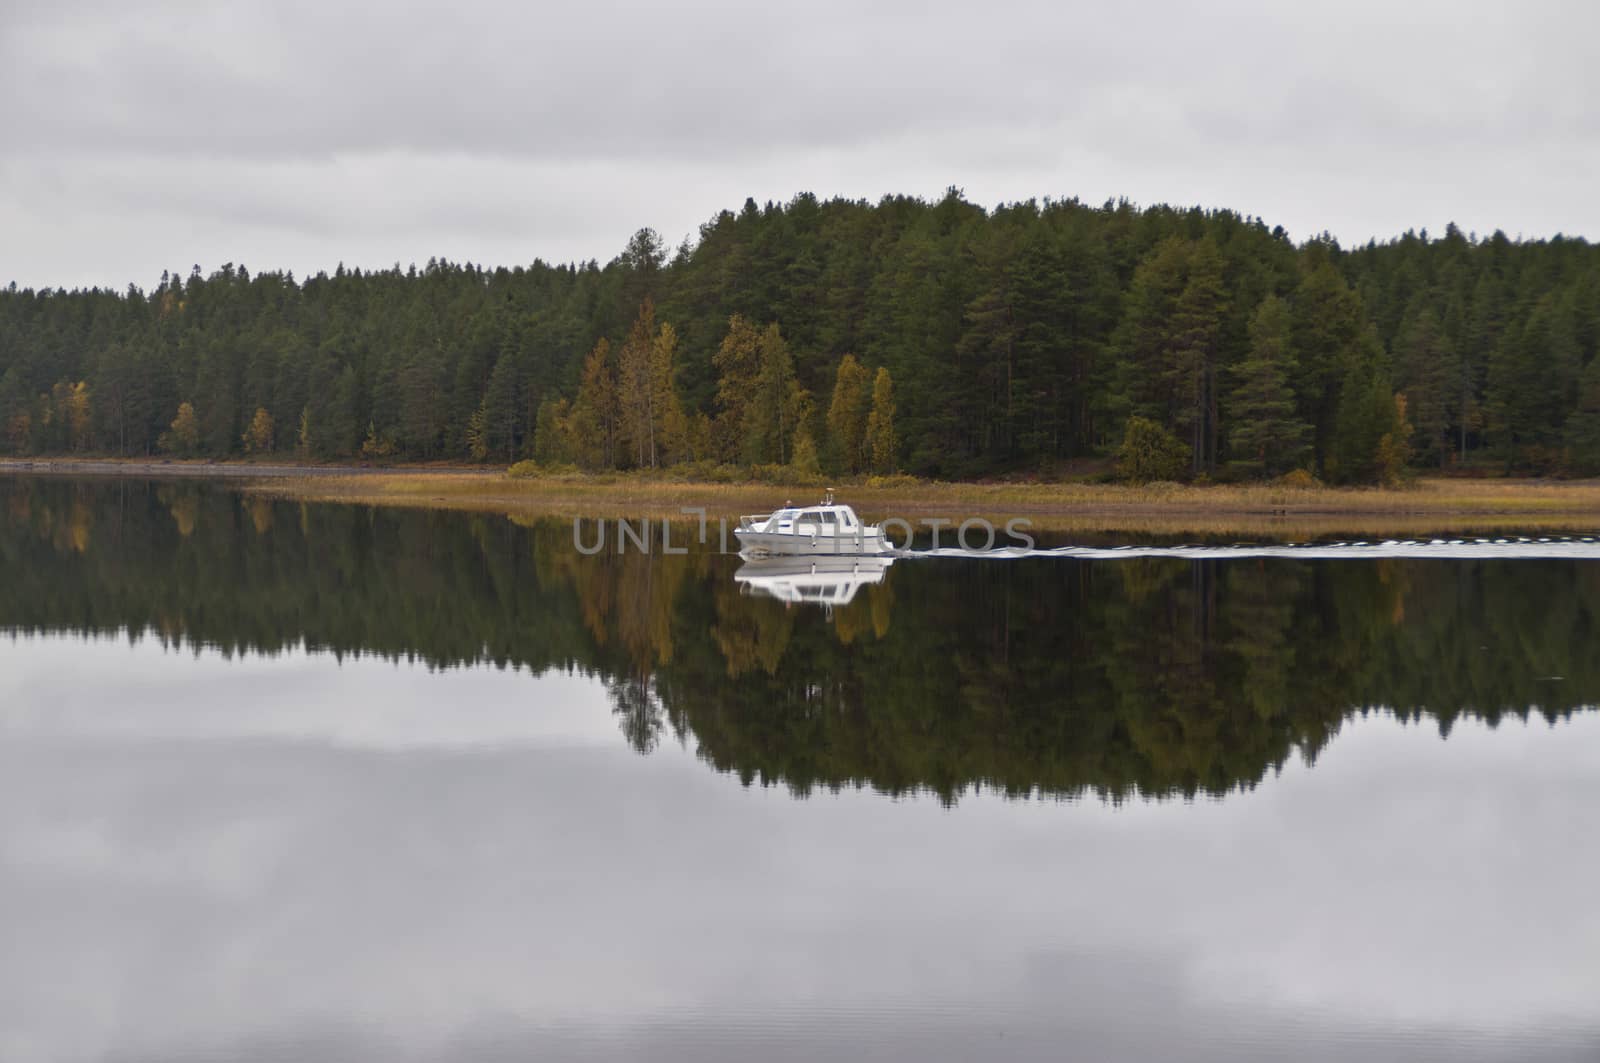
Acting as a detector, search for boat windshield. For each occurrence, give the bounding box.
[763,506,863,530]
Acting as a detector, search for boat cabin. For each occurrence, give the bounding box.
[758,504,863,535]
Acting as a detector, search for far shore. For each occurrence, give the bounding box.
[0,457,421,479]
[8,457,1600,539]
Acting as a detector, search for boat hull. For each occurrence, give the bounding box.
[734,528,891,556]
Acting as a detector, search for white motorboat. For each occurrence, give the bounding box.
[735,490,890,556]
[734,555,894,608]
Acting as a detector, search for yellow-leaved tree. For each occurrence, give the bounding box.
[50,381,93,451]
[242,407,275,454]
[711,315,762,462]
[616,300,685,468]
[161,401,200,456]
[826,354,872,474]
[866,367,897,473]
[571,337,617,470]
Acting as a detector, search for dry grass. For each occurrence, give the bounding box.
[248,470,1600,539]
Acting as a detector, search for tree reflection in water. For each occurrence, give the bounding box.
[3,477,1597,803]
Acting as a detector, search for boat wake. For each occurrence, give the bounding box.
[895,535,1600,561]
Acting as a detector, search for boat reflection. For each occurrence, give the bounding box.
[734,554,896,610]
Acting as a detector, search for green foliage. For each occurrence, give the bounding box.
[1,195,1597,480]
[1563,355,1600,476]
[1487,293,1582,471]
[1226,294,1308,475]
[1116,416,1191,483]
[1327,358,1411,485]
[1393,300,1454,467]
[1289,247,1370,470]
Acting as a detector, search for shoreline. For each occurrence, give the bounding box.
[0,458,439,479]
[7,458,1599,539]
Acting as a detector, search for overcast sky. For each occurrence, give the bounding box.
[3,0,1597,291]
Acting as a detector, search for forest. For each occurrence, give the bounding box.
[5,478,1597,802]
[4,190,1600,482]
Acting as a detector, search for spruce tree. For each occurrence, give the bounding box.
[1563,354,1600,476]
[1394,300,1454,467]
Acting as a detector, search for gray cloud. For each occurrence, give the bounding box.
[2,0,1598,288]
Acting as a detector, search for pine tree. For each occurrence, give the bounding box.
[956,233,1021,460]
[1227,295,1308,475]
[1115,237,1189,427]
[1289,249,1370,472]
[1167,237,1228,473]
[1326,333,1406,485]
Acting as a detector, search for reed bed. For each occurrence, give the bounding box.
[250,470,1600,539]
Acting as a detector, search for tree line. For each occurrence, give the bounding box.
[4,191,1599,481]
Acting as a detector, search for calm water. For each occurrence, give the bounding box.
[2,478,1599,1062]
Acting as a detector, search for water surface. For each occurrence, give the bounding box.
[2,478,1598,1061]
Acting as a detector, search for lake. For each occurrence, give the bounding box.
[2,477,1598,1062]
